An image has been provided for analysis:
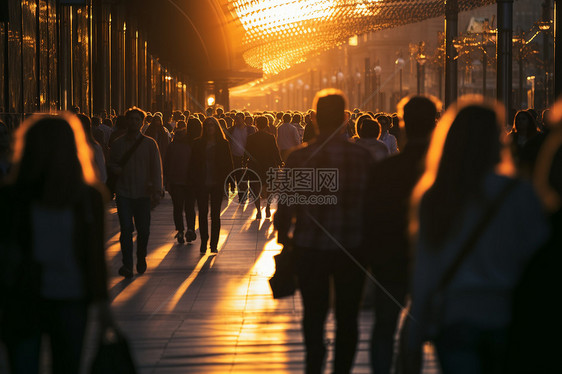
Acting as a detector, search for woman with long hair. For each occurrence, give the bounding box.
[164,117,201,244]
[190,117,233,253]
[245,115,282,219]
[508,110,542,176]
[0,114,110,374]
[407,97,549,373]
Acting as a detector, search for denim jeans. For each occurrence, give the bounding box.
[435,323,508,374]
[4,299,87,374]
[370,281,408,374]
[169,184,196,232]
[196,186,223,249]
[116,195,151,270]
[295,248,366,374]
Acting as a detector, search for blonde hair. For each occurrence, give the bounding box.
[11,113,98,200]
[410,95,514,245]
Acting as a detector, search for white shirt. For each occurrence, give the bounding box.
[230,126,248,157]
[380,132,399,154]
[277,122,301,150]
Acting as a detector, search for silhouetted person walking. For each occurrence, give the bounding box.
[245,115,282,219]
[408,97,549,373]
[0,114,110,374]
[164,118,200,244]
[191,117,233,254]
[275,89,372,374]
[366,95,439,374]
[108,107,163,278]
[277,112,301,161]
[228,112,255,202]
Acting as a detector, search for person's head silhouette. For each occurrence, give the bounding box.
[397,95,441,142]
[312,88,347,135]
[11,113,98,204]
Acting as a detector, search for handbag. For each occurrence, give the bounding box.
[424,179,519,340]
[106,135,145,196]
[269,243,297,299]
[90,324,137,374]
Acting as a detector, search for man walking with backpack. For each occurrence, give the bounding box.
[108,107,163,278]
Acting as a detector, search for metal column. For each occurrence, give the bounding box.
[497,0,514,126]
[555,0,562,99]
[445,0,458,108]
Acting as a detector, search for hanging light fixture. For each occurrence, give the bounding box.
[228,0,495,76]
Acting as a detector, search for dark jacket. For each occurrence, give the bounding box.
[367,140,430,283]
[245,131,282,176]
[145,123,170,160]
[0,184,108,338]
[190,137,233,190]
[164,133,192,187]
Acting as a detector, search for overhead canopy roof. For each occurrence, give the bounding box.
[132,0,261,86]
[133,0,495,86]
[229,0,496,76]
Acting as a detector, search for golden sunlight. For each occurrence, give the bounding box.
[229,0,382,75]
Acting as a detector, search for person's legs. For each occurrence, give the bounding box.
[169,184,186,232]
[116,195,135,270]
[209,186,223,251]
[263,185,271,218]
[480,328,508,374]
[435,324,483,374]
[232,156,246,202]
[370,281,408,374]
[197,188,210,252]
[237,170,249,203]
[250,180,261,218]
[296,248,331,374]
[185,186,197,241]
[332,251,366,374]
[132,197,151,270]
[45,300,88,374]
[4,334,41,374]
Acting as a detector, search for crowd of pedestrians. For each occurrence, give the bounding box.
[0,89,560,374]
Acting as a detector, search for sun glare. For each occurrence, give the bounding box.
[229,0,383,75]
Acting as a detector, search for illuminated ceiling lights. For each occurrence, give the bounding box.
[228,0,495,77]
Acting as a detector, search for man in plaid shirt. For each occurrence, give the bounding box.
[274,89,373,374]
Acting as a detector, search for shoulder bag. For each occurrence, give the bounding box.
[106,136,144,196]
[424,179,519,340]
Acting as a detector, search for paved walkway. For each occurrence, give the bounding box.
[99,193,439,374]
[1,193,439,373]
[100,194,373,373]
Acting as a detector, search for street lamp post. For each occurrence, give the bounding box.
[337,71,345,91]
[288,82,294,109]
[364,58,371,109]
[482,33,488,97]
[497,0,514,127]
[413,41,428,95]
[355,71,361,109]
[395,57,405,100]
[445,0,459,108]
[554,0,562,100]
[374,65,382,110]
[297,79,304,110]
[541,0,552,105]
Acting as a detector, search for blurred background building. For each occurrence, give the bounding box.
[0,0,553,129]
[230,0,551,114]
